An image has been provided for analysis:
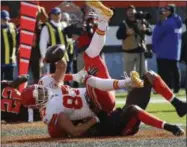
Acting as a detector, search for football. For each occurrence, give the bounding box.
[45,44,66,63]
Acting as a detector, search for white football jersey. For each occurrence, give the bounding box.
[38,74,63,97]
[41,85,96,125]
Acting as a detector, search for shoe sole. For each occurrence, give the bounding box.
[86,0,113,18]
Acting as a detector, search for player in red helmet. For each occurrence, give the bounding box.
[21,84,52,109]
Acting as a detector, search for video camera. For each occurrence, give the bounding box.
[135,11,152,20]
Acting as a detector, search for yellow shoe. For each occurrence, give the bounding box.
[130,71,144,88]
[86,0,113,19]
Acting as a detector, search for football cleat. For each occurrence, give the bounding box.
[130,71,144,88]
[171,98,187,117]
[171,125,185,136]
[86,0,113,20]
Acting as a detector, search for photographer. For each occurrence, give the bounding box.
[116,5,152,77]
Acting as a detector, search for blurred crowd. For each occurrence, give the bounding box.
[1,3,187,95]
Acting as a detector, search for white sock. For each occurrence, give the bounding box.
[86,76,129,91]
[97,21,108,32]
[28,108,34,122]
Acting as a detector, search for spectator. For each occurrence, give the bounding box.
[152,4,182,93]
[39,7,69,74]
[116,5,152,77]
[29,6,48,84]
[180,18,187,97]
[61,12,74,74]
[1,10,17,81]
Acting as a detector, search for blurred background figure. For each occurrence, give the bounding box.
[39,7,68,74]
[152,8,167,94]
[116,5,152,77]
[152,4,182,93]
[61,12,76,86]
[75,9,98,76]
[180,18,187,97]
[29,6,48,84]
[61,12,71,28]
[1,10,17,81]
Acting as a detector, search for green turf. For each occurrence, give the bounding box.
[116,103,186,125]
[115,89,186,99]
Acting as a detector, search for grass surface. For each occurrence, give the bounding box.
[116,103,186,125]
[115,89,186,99]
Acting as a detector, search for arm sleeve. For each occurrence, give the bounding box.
[39,26,49,58]
[116,22,127,40]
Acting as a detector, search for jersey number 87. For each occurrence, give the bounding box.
[63,95,83,109]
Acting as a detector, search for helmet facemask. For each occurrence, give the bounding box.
[33,85,52,108]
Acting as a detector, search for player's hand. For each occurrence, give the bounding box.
[10,55,16,63]
[73,69,87,83]
[9,74,29,88]
[87,66,99,76]
[40,58,46,68]
[140,24,147,32]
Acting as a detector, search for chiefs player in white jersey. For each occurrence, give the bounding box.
[21,68,184,138]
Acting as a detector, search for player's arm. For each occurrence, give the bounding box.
[57,112,98,137]
[64,68,87,82]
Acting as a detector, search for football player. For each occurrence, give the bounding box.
[39,0,117,113]
[75,0,116,113]
[21,71,184,138]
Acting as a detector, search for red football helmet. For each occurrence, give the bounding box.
[21,84,52,108]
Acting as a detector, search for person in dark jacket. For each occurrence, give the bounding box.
[116,5,152,77]
[180,18,187,97]
[152,4,182,93]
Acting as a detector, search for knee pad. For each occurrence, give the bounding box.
[125,105,139,116]
[144,70,158,85]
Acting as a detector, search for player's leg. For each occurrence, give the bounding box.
[146,70,187,117]
[84,71,143,91]
[47,114,66,138]
[85,0,113,58]
[125,70,187,117]
[121,105,184,136]
[125,73,152,109]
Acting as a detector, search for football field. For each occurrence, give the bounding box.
[1,90,187,147]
